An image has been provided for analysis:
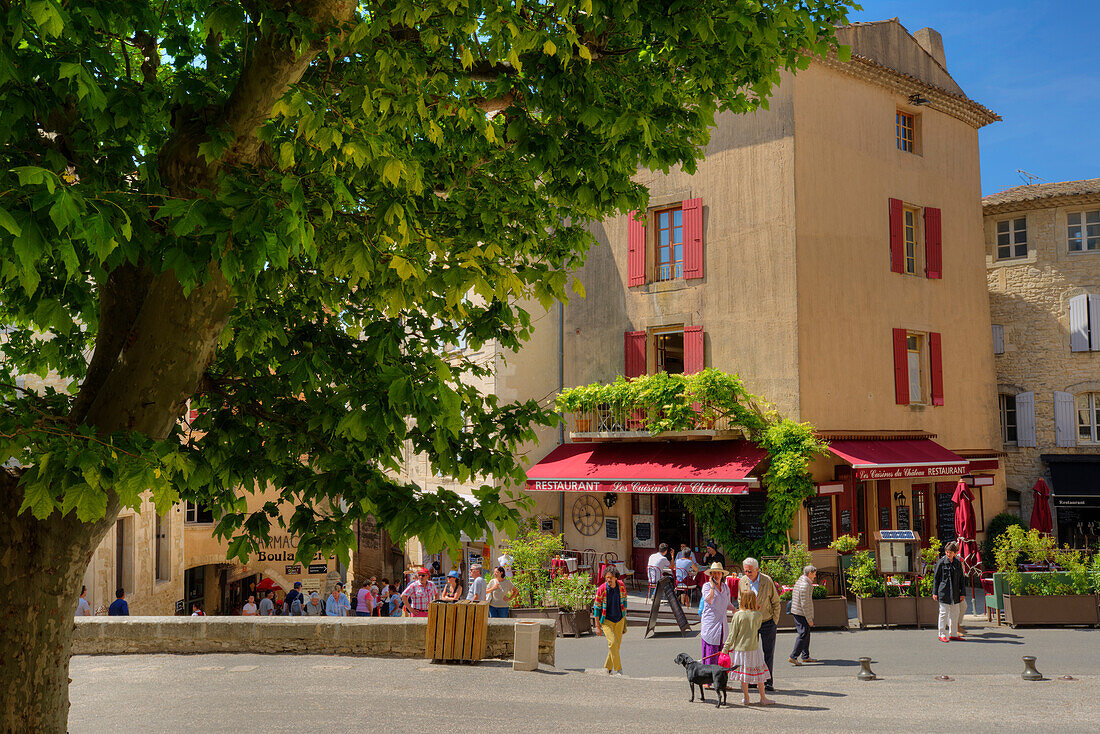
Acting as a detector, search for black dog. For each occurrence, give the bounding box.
[673,653,728,708]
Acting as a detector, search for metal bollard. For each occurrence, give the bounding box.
[857,657,876,681]
[1021,655,1042,681]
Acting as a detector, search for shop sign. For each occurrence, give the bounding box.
[308,563,329,574]
[854,465,965,481]
[816,482,844,495]
[285,564,302,576]
[528,480,753,495]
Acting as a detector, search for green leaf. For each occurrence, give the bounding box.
[390,255,415,281]
[0,206,22,237]
[837,44,852,63]
[18,482,57,520]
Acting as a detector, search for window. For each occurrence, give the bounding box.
[896,111,915,152]
[1077,393,1100,443]
[906,334,924,403]
[185,502,214,524]
[655,207,684,282]
[654,329,685,374]
[903,207,920,274]
[115,517,132,594]
[155,513,171,582]
[999,393,1017,444]
[996,217,1028,259]
[1068,210,1100,252]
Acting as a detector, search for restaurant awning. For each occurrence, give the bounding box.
[525,440,767,495]
[1041,454,1100,509]
[828,439,969,480]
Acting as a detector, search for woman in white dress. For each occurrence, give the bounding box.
[699,562,735,664]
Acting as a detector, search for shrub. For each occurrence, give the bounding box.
[982,512,1023,567]
[830,534,860,554]
[546,572,597,612]
[846,550,884,598]
[508,523,564,607]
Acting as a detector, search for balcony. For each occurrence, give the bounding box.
[555,370,765,442]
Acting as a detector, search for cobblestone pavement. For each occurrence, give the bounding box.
[70,622,1100,734]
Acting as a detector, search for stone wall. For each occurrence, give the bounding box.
[72,617,555,666]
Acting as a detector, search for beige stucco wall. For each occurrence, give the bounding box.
[792,62,1000,455]
[985,199,1100,522]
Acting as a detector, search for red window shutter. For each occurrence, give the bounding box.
[924,207,942,279]
[684,326,704,374]
[892,328,909,405]
[889,198,904,274]
[624,330,646,378]
[929,331,944,406]
[627,211,646,287]
[682,198,704,280]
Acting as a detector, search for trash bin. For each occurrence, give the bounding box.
[513,620,540,671]
[425,601,489,663]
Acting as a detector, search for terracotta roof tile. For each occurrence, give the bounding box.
[983,178,1100,208]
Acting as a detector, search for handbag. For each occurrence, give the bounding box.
[716,652,732,669]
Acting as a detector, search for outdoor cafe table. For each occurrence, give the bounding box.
[596,561,630,581]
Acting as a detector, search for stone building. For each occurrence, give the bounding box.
[510,19,1006,573]
[984,178,1100,546]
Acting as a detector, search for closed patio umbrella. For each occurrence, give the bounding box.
[951,479,980,620]
[1029,478,1053,535]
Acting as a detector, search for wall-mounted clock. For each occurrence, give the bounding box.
[572,494,605,536]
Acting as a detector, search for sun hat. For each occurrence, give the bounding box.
[706,562,728,576]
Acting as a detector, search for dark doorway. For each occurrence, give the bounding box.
[656,495,701,555]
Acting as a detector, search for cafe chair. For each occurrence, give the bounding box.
[674,566,698,604]
[646,566,662,601]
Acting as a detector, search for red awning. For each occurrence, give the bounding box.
[828,439,969,480]
[526,441,766,495]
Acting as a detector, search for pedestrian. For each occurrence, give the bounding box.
[108,588,129,616]
[699,562,735,666]
[326,583,351,617]
[466,564,486,601]
[933,541,966,642]
[76,585,92,617]
[241,594,258,616]
[593,567,628,676]
[191,604,205,616]
[788,565,818,665]
[387,590,404,617]
[356,583,375,617]
[701,541,725,569]
[737,557,780,692]
[283,581,304,615]
[441,570,464,601]
[303,591,324,616]
[401,567,439,617]
[722,590,775,706]
[485,566,518,617]
[258,590,275,616]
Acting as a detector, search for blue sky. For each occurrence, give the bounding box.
[849,1,1100,195]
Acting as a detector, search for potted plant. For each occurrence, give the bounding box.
[994,527,1100,627]
[546,572,596,637]
[768,543,849,630]
[508,524,564,621]
[846,550,888,627]
[913,537,942,628]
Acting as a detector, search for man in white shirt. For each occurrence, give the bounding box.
[466,564,487,601]
[647,543,672,576]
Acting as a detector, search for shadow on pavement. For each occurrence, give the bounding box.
[806,658,861,667]
[775,689,847,698]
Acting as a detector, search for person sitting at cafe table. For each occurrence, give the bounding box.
[674,553,698,606]
[701,541,725,569]
[647,543,672,576]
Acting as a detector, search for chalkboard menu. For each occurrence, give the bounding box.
[645,576,691,638]
[896,505,911,530]
[735,493,766,540]
[839,509,852,535]
[878,505,891,531]
[807,496,833,550]
[936,491,957,542]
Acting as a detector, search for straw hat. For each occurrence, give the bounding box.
[706,562,728,577]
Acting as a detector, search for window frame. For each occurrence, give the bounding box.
[999,393,1018,445]
[154,512,171,582]
[651,325,685,375]
[184,502,215,525]
[996,217,1028,260]
[902,206,922,275]
[905,332,927,405]
[1077,392,1100,444]
[1067,209,1100,253]
[654,205,685,282]
[896,110,916,153]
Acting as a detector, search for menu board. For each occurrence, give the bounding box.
[896,505,911,530]
[807,496,833,550]
[839,509,852,535]
[646,577,691,638]
[735,493,766,540]
[878,506,892,531]
[936,491,957,542]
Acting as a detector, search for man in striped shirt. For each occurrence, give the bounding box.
[401,568,439,617]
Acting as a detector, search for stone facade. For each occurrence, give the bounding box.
[72,616,556,665]
[984,182,1100,539]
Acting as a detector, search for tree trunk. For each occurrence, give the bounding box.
[0,471,107,734]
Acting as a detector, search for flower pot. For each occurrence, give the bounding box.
[855,597,885,628]
[557,609,593,637]
[511,607,559,622]
[814,596,850,629]
[915,597,939,628]
[574,419,592,432]
[883,596,918,626]
[1004,594,1100,627]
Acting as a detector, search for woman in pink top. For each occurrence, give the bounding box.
[355,584,374,617]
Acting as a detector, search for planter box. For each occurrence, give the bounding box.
[916,597,939,628]
[855,597,885,628]
[778,597,849,630]
[884,596,917,626]
[1004,594,1100,627]
[557,609,593,637]
[511,607,558,622]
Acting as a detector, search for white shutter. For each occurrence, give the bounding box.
[1090,295,1100,351]
[1054,391,1076,447]
[1015,391,1036,447]
[1069,294,1090,352]
[992,324,1004,354]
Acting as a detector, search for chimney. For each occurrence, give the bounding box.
[913,27,946,68]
